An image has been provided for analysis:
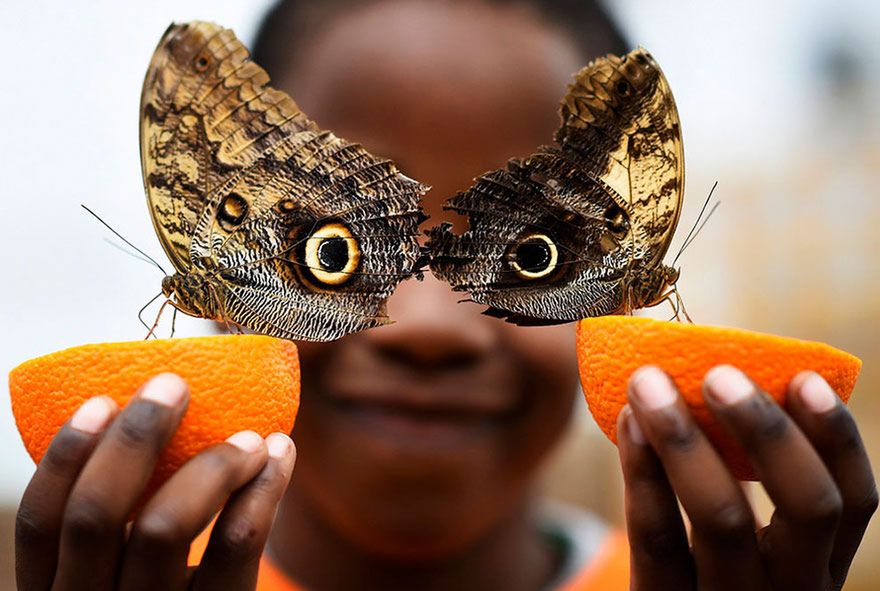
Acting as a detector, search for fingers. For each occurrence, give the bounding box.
[617,406,695,591]
[53,373,189,591]
[117,431,270,591]
[192,433,296,591]
[785,371,878,589]
[703,365,841,591]
[627,366,762,591]
[16,396,118,591]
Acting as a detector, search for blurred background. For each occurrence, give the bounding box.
[0,0,877,588]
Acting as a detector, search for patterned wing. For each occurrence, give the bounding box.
[558,49,684,272]
[192,129,427,341]
[428,48,684,324]
[141,22,426,340]
[140,21,317,271]
[427,150,625,325]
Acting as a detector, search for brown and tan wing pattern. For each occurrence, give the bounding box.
[140,21,317,270]
[558,50,684,271]
[141,22,426,340]
[194,129,427,340]
[427,48,684,324]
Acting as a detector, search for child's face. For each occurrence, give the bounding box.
[276,1,586,555]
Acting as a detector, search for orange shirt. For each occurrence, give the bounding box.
[190,527,629,590]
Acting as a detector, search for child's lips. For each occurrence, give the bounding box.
[324,369,522,417]
[328,385,519,417]
[321,372,524,446]
[311,347,529,447]
[335,398,509,446]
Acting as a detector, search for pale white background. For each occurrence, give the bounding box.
[1,0,878,514]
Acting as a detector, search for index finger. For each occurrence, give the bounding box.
[15,396,118,591]
[627,366,763,591]
[54,373,190,591]
[616,405,695,591]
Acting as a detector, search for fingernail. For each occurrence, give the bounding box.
[266,432,294,459]
[800,373,837,414]
[630,366,676,409]
[624,407,646,445]
[226,430,264,453]
[70,396,116,434]
[705,365,754,406]
[140,373,188,407]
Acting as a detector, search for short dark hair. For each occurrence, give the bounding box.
[251,0,628,80]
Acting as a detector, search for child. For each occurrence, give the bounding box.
[15,1,875,589]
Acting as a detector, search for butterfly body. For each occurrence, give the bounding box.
[160,272,221,320]
[141,22,427,340]
[428,49,684,324]
[624,263,680,313]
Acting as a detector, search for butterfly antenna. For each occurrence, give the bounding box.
[81,204,168,276]
[671,181,720,268]
[678,201,720,258]
[101,238,159,268]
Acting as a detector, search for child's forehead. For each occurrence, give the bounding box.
[277,0,584,85]
[265,0,585,214]
[281,1,583,132]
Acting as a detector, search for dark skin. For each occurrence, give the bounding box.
[16,2,876,590]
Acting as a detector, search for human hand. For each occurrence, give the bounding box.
[619,365,877,591]
[15,373,296,591]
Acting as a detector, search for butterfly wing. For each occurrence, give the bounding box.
[141,22,426,340]
[194,130,427,341]
[558,49,684,273]
[427,150,627,325]
[428,48,683,324]
[140,22,317,271]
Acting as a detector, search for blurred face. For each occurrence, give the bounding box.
[275,0,584,556]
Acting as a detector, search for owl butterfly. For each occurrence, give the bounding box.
[427,49,684,325]
[141,22,427,341]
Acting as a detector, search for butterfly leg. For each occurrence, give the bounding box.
[622,288,635,316]
[170,306,179,339]
[137,292,164,337]
[665,295,678,321]
[210,286,241,336]
[673,286,693,323]
[647,288,679,322]
[654,286,693,324]
[145,299,172,340]
[222,317,246,336]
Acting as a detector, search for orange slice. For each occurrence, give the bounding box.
[576,316,861,480]
[9,335,300,497]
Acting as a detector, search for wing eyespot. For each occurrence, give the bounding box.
[277,199,299,214]
[194,54,210,72]
[217,193,249,232]
[302,223,360,286]
[604,205,630,238]
[508,234,559,280]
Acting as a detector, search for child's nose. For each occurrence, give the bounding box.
[362,273,497,370]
